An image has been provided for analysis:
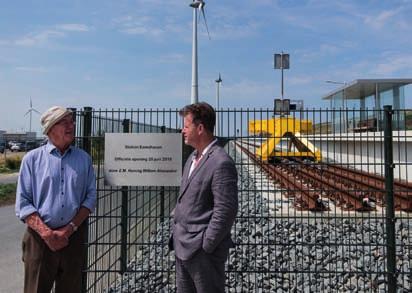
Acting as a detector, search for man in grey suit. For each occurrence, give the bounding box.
[170,102,238,293]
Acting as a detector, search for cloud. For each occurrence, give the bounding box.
[372,54,412,75]
[219,79,275,107]
[13,23,90,47]
[15,30,65,46]
[363,7,403,29]
[154,53,186,64]
[56,24,91,32]
[208,21,260,40]
[83,74,93,81]
[113,15,171,37]
[121,26,164,36]
[288,75,315,85]
[112,3,263,41]
[312,52,412,82]
[295,41,357,63]
[207,5,263,40]
[14,66,48,73]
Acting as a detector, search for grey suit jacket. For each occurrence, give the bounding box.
[170,142,238,261]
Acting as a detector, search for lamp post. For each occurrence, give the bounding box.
[215,73,222,136]
[274,52,290,101]
[325,80,347,108]
[325,80,348,132]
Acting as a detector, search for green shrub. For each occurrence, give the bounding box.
[5,156,22,170]
[0,183,17,206]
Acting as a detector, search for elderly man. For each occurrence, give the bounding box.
[15,106,96,293]
[170,102,238,293]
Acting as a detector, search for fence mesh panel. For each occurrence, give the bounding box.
[73,108,412,293]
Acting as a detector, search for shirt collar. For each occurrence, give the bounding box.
[46,140,73,156]
[193,138,217,160]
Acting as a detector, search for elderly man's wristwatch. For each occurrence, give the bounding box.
[69,221,78,232]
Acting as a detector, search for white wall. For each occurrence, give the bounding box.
[310,131,412,182]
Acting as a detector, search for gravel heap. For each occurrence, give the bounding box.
[107,144,411,292]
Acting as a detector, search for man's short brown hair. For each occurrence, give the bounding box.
[179,102,216,133]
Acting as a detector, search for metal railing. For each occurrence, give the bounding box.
[72,107,412,292]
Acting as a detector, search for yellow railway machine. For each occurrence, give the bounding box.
[249,117,322,162]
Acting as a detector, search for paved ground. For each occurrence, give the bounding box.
[0,172,18,184]
[0,204,25,293]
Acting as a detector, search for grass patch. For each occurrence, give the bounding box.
[5,157,22,170]
[0,153,22,174]
[0,183,17,207]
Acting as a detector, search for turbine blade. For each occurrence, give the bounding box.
[33,109,41,114]
[24,110,30,116]
[200,6,211,40]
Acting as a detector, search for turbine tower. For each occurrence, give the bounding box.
[189,0,210,104]
[24,98,40,133]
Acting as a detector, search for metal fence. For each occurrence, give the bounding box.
[73,107,412,293]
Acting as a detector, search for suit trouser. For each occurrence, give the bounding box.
[22,223,86,293]
[175,249,226,293]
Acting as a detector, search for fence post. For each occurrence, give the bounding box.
[82,107,93,153]
[68,108,77,146]
[160,126,166,223]
[120,119,130,274]
[81,107,92,293]
[384,105,396,293]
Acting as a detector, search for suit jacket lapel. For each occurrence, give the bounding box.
[179,152,196,198]
[178,145,217,200]
[187,152,209,181]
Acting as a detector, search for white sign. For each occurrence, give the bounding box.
[104,133,182,186]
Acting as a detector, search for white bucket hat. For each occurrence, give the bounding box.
[40,106,72,135]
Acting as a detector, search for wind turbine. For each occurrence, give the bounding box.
[24,98,40,133]
[189,0,211,104]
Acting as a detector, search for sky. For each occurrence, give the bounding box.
[1,0,412,135]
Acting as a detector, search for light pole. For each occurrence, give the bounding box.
[274,52,290,101]
[325,80,348,132]
[215,73,222,136]
[325,80,347,108]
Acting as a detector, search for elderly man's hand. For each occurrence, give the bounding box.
[41,229,69,252]
[55,225,73,240]
[25,213,71,251]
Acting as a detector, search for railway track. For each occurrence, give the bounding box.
[235,141,412,212]
[299,160,412,211]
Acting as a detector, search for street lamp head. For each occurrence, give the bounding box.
[325,80,346,85]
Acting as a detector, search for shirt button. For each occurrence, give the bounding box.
[62,205,64,208]
[61,192,64,195]
[60,217,63,221]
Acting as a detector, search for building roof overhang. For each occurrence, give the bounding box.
[322,79,412,100]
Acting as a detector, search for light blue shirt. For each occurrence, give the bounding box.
[15,141,96,229]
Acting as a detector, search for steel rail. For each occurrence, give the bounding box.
[235,142,327,211]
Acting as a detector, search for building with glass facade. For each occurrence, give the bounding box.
[322,79,412,132]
